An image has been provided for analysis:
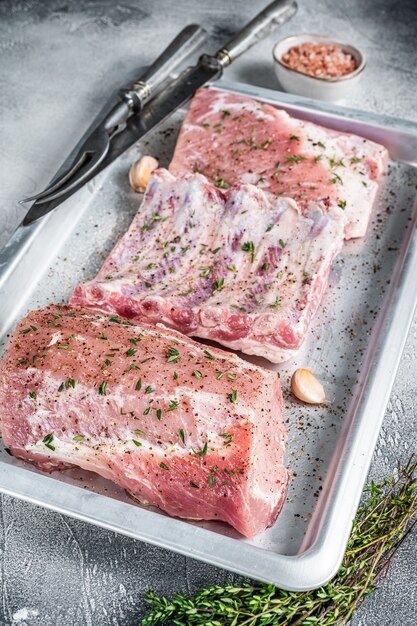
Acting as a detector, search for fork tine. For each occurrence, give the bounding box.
[20,127,110,205]
[20,151,89,204]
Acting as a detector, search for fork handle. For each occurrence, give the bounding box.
[215,0,297,67]
[122,24,208,110]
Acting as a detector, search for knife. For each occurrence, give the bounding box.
[22,0,297,225]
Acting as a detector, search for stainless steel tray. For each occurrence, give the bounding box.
[1,80,417,591]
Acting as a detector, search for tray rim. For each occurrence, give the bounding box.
[1,79,417,591]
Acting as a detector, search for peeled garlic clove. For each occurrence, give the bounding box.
[129,155,159,193]
[291,368,326,405]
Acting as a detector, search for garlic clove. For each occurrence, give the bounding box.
[291,368,326,405]
[129,155,159,193]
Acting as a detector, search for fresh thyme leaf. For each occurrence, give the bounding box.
[241,241,255,262]
[132,439,142,447]
[166,346,180,363]
[142,457,417,626]
[125,347,136,357]
[29,391,36,400]
[159,462,169,471]
[192,370,203,379]
[135,378,142,391]
[43,433,55,451]
[284,154,308,164]
[167,399,179,411]
[230,304,247,313]
[213,278,225,292]
[192,441,208,457]
[179,428,185,444]
[73,435,84,442]
[98,381,107,395]
[199,265,211,277]
[228,389,237,403]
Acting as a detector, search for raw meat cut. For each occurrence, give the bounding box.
[169,87,389,239]
[71,168,345,362]
[0,305,288,537]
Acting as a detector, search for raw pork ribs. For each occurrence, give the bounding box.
[71,169,345,362]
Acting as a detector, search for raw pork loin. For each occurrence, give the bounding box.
[169,88,389,239]
[71,168,345,362]
[0,305,288,537]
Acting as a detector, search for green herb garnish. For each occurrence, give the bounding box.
[166,346,180,363]
[43,433,55,451]
[213,278,225,292]
[241,241,255,262]
[142,457,417,626]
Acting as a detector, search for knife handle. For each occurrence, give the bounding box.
[122,24,208,110]
[215,0,297,67]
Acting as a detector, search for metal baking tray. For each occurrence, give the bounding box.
[1,80,416,591]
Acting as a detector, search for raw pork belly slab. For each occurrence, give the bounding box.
[169,87,388,239]
[71,169,345,362]
[0,305,288,537]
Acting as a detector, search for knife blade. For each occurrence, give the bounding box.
[23,0,297,225]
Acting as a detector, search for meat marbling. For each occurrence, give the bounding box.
[169,88,389,240]
[0,305,288,537]
[71,168,345,362]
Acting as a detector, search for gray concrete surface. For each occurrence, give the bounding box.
[0,0,416,624]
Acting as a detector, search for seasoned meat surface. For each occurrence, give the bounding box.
[0,305,288,537]
[169,88,388,239]
[71,169,345,362]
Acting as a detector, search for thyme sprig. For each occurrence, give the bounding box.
[142,457,417,625]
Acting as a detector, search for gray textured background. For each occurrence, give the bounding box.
[0,0,417,624]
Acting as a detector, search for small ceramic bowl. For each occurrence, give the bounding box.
[272,34,366,102]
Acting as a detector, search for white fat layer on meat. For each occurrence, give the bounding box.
[95,169,222,289]
[193,188,345,340]
[26,373,249,451]
[79,311,258,378]
[47,331,62,346]
[205,88,278,123]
